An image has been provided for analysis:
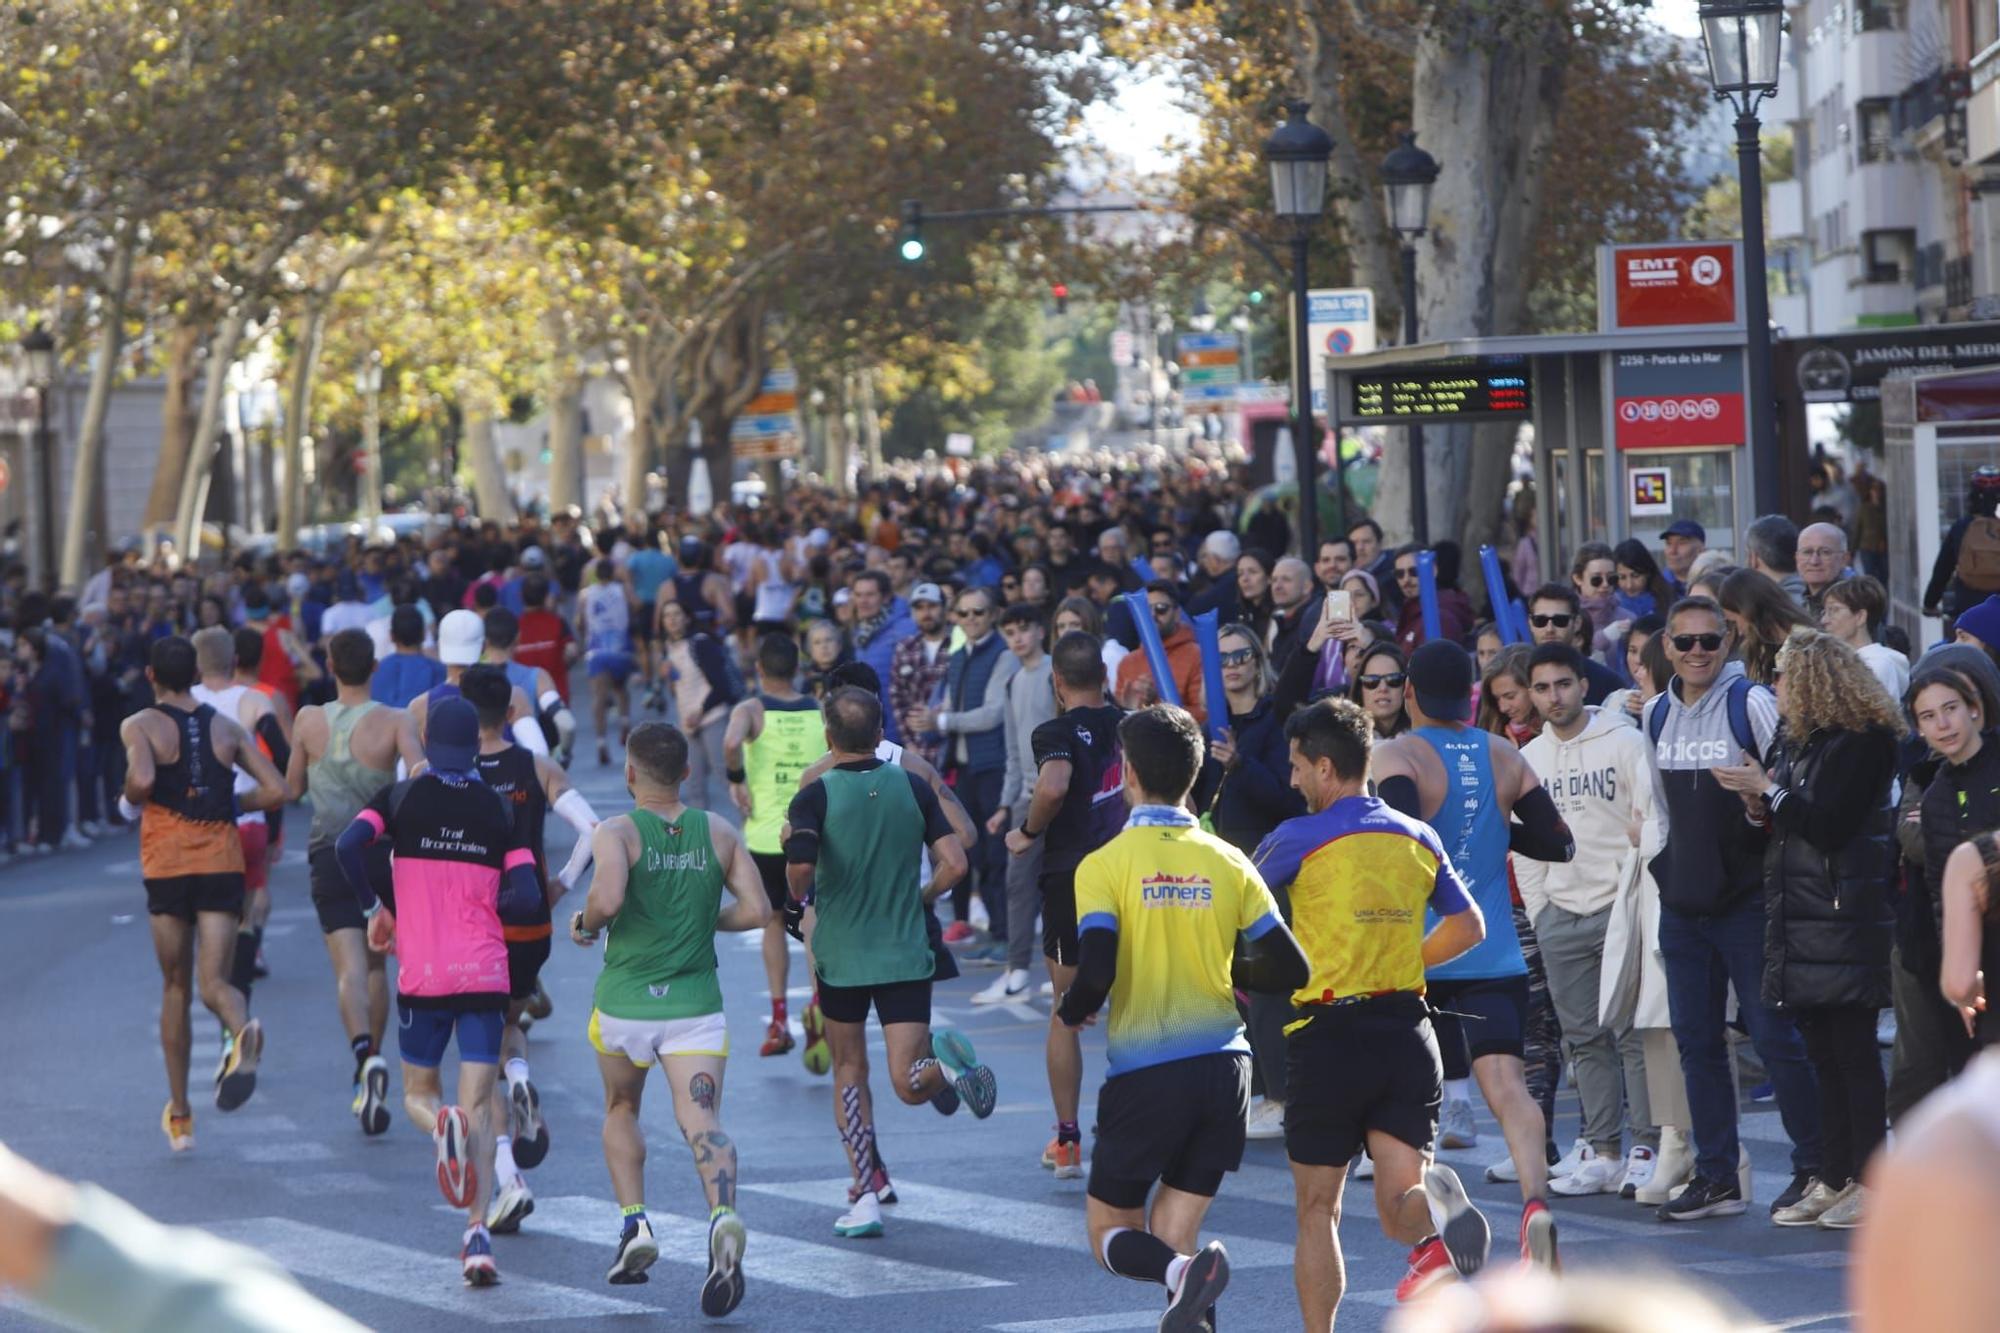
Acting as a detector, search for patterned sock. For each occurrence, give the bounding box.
[838,1083,881,1186]
[620,1204,647,1235]
[1057,1119,1081,1145]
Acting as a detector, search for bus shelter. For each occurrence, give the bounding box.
[1882,363,2000,651]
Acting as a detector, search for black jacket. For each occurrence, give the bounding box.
[1197,694,1305,868]
[1920,733,2000,946]
[1762,725,1897,1011]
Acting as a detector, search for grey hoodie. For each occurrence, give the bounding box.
[1641,660,1781,916]
[999,654,1057,816]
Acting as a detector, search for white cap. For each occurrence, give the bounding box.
[909,582,944,606]
[438,609,485,666]
[285,572,310,598]
[806,527,832,549]
[520,545,548,569]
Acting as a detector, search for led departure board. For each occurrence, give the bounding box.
[1347,357,1532,423]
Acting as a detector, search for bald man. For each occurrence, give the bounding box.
[1796,522,1851,619]
[1269,557,1315,667]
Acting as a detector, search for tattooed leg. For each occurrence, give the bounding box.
[687,1129,738,1210]
[663,1054,732,1206]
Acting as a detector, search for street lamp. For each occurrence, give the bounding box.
[1263,98,1334,558]
[1698,0,1784,515]
[355,351,383,523]
[1382,130,1440,544]
[1190,293,1215,333]
[20,323,55,589]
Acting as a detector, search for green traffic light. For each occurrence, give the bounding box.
[900,235,925,262]
[1247,289,1265,304]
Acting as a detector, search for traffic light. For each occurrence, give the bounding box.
[1051,282,1068,315]
[898,199,925,262]
[1247,289,1266,305]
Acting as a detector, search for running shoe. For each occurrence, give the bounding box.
[972,969,1032,1005]
[1817,1182,1866,1230]
[941,920,976,945]
[509,1079,550,1169]
[1768,1169,1815,1218]
[608,1216,659,1285]
[461,1225,498,1287]
[355,1055,391,1136]
[930,1028,997,1119]
[1351,1151,1374,1181]
[800,998,831,1076]
[1549,1137,1589,1181]
[929,1080,962,1116]
[701,1206,747,1317]
[1772,1178,1841,1227]
[849,1161,897,1207]
[1043,1138,1083,1178]
[1244,1098,1285,1141]
[487,1176,535,1234]
[834,1190,884,1239]
[1437,1098,1478,1149]
[1658,1174,1746,1222]
[160,1102,195,1154]
[1395,1237,1454,1301]
[760,1018,795,1057]
[1162,1240,1230,1332]
[1521,1198,1559,1270]
[1422,1164,1490,1282]
[525,979,554,1022]
[214,1019,262,1112]
[435,1105,478,1208]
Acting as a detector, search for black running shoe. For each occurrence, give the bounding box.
[1162,1241,1231,1332]
[1422,1164,1491,1280]
[607,1218,658,1285]
[509,1080,549,1169]
[1768,1170,1814,1217]
[1659,1175,1747,1222]
[701,1208,747,1316]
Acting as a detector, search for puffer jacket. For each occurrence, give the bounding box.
[1761,725,1897,1011]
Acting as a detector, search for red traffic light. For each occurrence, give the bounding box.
[1051,282,1069,314]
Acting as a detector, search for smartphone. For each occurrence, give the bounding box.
[1325,590,1351,621]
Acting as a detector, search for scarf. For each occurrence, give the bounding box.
[1126,803,1195,830]
[853,606,893,647]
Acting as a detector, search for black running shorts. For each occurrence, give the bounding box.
[815,975,932,1027]
[309,844,393,935]
[752,850,790,912]
[1039,868,1079,966]
[144,873,246,923]
[1088,1051,1251,1209]
[506,936,552,1001]
[1428,974,1530,1065]
[1283,994,1442,1167]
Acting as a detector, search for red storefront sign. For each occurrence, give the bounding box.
[1610,244,1739,330]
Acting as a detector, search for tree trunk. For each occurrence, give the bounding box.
[669,299,768,506]
[858,366,884,476]
[546,371,583,514]
[59,226,137,589]
[172,306,253,554]
[277,297,329,550]
[144,323,201,534]
[465,403,514,521]
[622,360,657,515]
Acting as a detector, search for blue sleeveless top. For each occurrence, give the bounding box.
[1413,725,1525,980]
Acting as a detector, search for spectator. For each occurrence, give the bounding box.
[1054,595,1126,685]
[1473,622,1506,675]
[1744,514,1807,606]
[889,582,953,769]
[1347,641,1411,739]
[800,619,850,701]
[1392,544,1473,654]
[1603,626,1670,728]
[1476,643,1540,748]
[1718,568,1815,686]
[1525,583,1621,704]
[1612,539,1675,623]
[1819,575,1907,703]
[1267,556,1313,669]
[847,569,915,742]
[1510,491,1541,595]
[1795,522,1851,620]
[1568,542,1619,655]
[979,601,1054,1005]
[1661,519,1707,594]
[1113,581,1207,725]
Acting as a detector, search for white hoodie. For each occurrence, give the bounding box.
[1514,706,1667,920]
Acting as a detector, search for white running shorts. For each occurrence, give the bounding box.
[589,1008,729,1067]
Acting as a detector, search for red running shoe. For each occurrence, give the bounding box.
[435,1105,478,1208]
[760,1018,795,1057]
[1396,1237,1454,1302]
[1521,1197,1559,1271]
[942,921,975,944]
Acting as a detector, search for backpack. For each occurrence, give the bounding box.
[1958,515,2000,593]
[1647,674,1765,766]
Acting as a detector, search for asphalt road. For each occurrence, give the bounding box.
[0,714,1857,1332]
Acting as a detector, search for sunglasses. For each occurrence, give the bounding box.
[1359,672,1407,690]
[1149,603,1176,617]
[1395,567,1419,580]
[956,606,992,619]
[1530,613,1574,629]
[1218,647,1257,667]
[1672,633,1726,652]
[1585,574,1611,588]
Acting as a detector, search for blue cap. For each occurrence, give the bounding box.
[1663,519,1706,541]
[1957,595,2000,656]
[424,697,481,773]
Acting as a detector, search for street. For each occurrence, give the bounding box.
[0,722,1855,1333]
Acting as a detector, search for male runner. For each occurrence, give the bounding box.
[578,558,638,766]
[1254,697,1491,1318]
[333,696,543,1286]
[571,721,768,1313]
[784,686,995,1240]
[119,636,284,1150]
[234,627,294,981]
[1005,630,1128,1178]
[286,628,422,1133]
[723,633,823,1058]
[406,610,540,754]
[484,606,576,764]
[189,628,283,1011]
[1370,640,1575,1270]
[1061,705,1311,1332]
[459,666,604,1232]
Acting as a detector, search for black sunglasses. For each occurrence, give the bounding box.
[1530,613,1574,629]
[1359,672,1407,690]
[1394,566,1419,580]
[1149,603,1176,617]
[1218,647,1257,667]
[1672,632,1726,652]
[1585,574,1611,588]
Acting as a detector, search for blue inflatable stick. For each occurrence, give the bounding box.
[1416,549,1442,644]
[1122,590,1182,708]
[1479,545,1525,643]
[1192,610,1228,742]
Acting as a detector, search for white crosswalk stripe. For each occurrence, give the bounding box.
[524,1195,1009,1296]
[741,1178,1295,1269]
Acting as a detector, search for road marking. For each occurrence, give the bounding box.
[525,1195,1007,1297]
[989,1288,1402,1331]
[278,1170,391,1196]
[240,1141,335,1164]
[206,1217,653,1323]
[742,1179,1293,1269]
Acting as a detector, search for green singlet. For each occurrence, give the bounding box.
[810,764,932,989]
[744,694,822,855]
[593,807,727,1020]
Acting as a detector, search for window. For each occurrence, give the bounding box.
[1854,0,1903,32]
[1857,98,1894,162]
[1862,229,1916,283]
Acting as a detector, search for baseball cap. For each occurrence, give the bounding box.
[519,545,548,570]
[285,572,310,599]
[1662,519,1706,542]
[806,527,832,550]
[424,696,481,773]
[909,582,944,606]
[437,608,486,666]
[1407,640,1474,723]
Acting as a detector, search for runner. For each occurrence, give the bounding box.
[233,626,294,980]
[579,558,639,767]
[784,685,996,1240]
[189,627,283,1009]
[483,606,574,764]
[570,720,768,1312]
[286,628,422,1134]
[118,635,285,1150]
[1253,697,1492,1317]
[1006,629,1128,1179]
[460,666,605,1235]
[1369,640,1576,1270]
[332,695,544,1286]
[723,633,823,1058]
[623,532,677,711]
[1060,704,1310,1332]
[406,609,536,746]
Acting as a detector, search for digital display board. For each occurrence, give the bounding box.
[1347,357,1532,423]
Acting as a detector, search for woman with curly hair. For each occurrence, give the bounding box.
[1718,567,1815,685]
[1713,627,1902,1231]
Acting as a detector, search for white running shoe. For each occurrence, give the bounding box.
[486,1175,535,1233]
[1039,980,1055,998]
[971,969,1032,1005]
[1351,1151,1375,1180]
[1437,1097,1479,1149]
[1549,1144,1624,1196]
[1877,1010,1898,1049]
[1619,1145,1657,1200]
[834,1190,884,1239]
[1549,1137,1590,1180]
[1245,1098,1285,1141]
[1484,1154,1519,1184]
[61,829,92,850]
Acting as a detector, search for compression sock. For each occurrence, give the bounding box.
[229,930,259,1000]
[1057,1120,1082,1145]
[838,1082,882,1187]
[1101,1227,1177,1285]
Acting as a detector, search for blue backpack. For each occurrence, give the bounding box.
[1646,674,1766,765]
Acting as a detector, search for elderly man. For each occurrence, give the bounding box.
[1194,531,1241,600]
[1744,514,1806,607]
[1661,520,1706,594]
[1795,522,1851,618]
[1094,527,1141,595]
